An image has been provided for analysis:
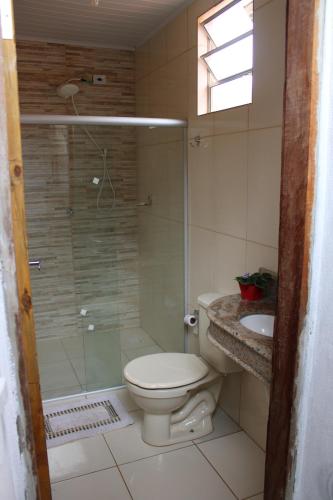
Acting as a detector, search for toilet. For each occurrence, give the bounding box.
[124,293,241,446]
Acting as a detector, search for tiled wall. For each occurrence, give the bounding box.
[135,0,286,449]
[17,41,139,339]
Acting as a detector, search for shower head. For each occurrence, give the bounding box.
[56,83,80,99]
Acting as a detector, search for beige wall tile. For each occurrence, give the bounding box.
[213,106,249,135]
[212,232,246,294]
[245,241,278,274]
[254,0,273,9]
[249,0,286,129]
[189,225,215,306]
[166,10,188,61]
[150,28,168,72]
[247,127,282,247]
[188,136,214,227]
[212,133,247,238]
[187,331,200,355]
[165,53,189,118]
[219,372,242,423]
[240,372,270,449]
[136,76,151,116]
[136,41,151,81]
[150,67,169,117]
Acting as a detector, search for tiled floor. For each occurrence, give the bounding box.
[48,389,265,500]
[38,328,162,399]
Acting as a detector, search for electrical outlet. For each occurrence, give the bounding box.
[93,74,107,85]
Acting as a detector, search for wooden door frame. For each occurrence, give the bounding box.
[0,0,320,498]
[264,0,320,498]
[1,2,51,499]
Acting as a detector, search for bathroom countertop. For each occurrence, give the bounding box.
[207,294,275,384]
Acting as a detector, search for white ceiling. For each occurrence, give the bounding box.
[13,0,193,50]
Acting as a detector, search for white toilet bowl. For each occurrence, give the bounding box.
[124,353,223,446]
[124,293,242,446]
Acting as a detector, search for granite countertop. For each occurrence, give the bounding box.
[207,294,275,384]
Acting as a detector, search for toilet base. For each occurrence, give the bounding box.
[142,390,217,446]
[142,413,213,446]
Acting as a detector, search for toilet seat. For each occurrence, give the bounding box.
[124,353,209,390]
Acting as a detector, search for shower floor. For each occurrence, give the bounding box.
[37,327,163,400]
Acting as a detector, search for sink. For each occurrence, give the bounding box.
[240,314,275,337]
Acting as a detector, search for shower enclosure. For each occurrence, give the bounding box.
[21,115,187,400]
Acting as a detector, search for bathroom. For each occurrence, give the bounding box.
[2,0,331,500]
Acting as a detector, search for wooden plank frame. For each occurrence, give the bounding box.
[264,0,320,498]
[1,3,52,499]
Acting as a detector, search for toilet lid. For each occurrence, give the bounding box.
[124,353,209,389]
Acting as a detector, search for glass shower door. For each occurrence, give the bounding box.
[69,124,132,391]
[22,120,186,400]
[136,126,185,355]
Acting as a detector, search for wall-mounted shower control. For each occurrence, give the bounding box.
[29,260,41,271]
[136,194,152,207]
[93,75,107,85]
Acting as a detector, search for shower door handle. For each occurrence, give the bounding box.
[29,260,41,271]
[136,194,152,207]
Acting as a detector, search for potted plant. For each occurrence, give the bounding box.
[235,272,273,301]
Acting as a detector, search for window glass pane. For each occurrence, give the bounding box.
[210,74,252,112]
[204,0,253,47]
[204,35,253,81]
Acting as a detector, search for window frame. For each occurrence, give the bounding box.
[198,0,253,114]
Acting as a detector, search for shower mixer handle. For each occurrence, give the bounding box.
[136,194,152,207]
[29,260,41,271]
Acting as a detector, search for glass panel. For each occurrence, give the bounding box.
[136,127,185,353]
[22,122,185,400]
[69,125,127,391]
[203,34,253,81]
[210,73,252,112]
[204,0,253,48]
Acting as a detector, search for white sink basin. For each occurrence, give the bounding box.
[240,314,275,337]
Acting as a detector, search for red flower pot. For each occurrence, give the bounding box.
[239,284,263,301]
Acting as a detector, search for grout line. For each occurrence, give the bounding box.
[102,434,134,500]
[243,492,264,500]
[193,428,241,445]
[117,466,134,500]
[189,222,278,251]
[51,464,118,485]
[194,443,239,499]
[111,441,195,468]
[241,427,267,454]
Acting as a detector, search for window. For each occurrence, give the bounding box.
[198,0,253,114]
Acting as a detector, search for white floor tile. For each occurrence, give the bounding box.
[247,494,264,500]
[198,432,265,499]
[48,435,116,483]
[51,468,131,500]
[37,338,68,365]
[70,357,121,388]
[124,344,163,361]
[110,387,139,412]
[194,408,240,444]
[39,360,80,392]
[120,445,236,500]
[61,336,84,359]
[104,410,192,465]
[120,327,157,350]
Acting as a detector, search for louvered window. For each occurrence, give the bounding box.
[198,0,253,114]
